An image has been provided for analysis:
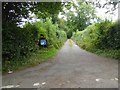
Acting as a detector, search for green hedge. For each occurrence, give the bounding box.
[33,18,67,48]
[72,19,120,59]
[2,18,67,72]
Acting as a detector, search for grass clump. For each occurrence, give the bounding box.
[68,39,73,47]
[3,47,58,74]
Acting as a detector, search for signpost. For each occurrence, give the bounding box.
[38,34,47,48]
[40,39,47,46]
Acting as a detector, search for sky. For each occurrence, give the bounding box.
[93,0,118,21]
[95,7,118,21]
[20,0,118,27]
[59,0,118,22]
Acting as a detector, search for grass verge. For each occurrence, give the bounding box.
[68,39,73,47]
[77,43,120,60]
[3,47,58,74]
[90,49,120,60]
[73,39,120,60]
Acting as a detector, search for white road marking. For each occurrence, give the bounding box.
[75,45,77,46]
[8,70,13,74]
[33,83,40,86]
[1,85,20,88]
[96,79,100,82]
[15,85,20,87]
[42,82,46,85]
[115,78,118,81]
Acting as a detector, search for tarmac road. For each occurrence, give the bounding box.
[2,39,118,88]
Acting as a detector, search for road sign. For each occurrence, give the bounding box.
[40,39,47,46]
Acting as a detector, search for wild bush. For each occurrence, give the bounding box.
[2,18,67,71]
[2,18,67,72]
[72,19,120,59]
[34,18,67,48]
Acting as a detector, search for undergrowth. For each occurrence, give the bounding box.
[3,47,58,74]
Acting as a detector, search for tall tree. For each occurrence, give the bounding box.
[62,1,96,32]
[86,0,119,15]
[75,1,96,31]
[32,2,64,23]
[2,2,32,27]
[2,2,64,27]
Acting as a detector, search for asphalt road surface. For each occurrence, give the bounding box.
[2,39,118,88]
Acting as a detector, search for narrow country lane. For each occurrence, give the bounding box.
[2,40,118,88]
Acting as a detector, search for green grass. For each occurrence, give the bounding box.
[77,43,120,60]
[3,47,58,74]
[68,39,73,47]
[92,49,120,60]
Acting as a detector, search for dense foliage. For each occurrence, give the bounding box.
[2,18,67,72]
[33,18,67,48]
[61,1,96,38]
[72,20,120,59]
[2,2,67,72]
[2,2,64,26]
[2,1,120,73]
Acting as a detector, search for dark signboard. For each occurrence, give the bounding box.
[38,34,47,47]
[40,39,47,46]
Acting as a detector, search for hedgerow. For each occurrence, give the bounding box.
[72,19,120,59]
[2,18,67,72]
[33,18,67,48]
